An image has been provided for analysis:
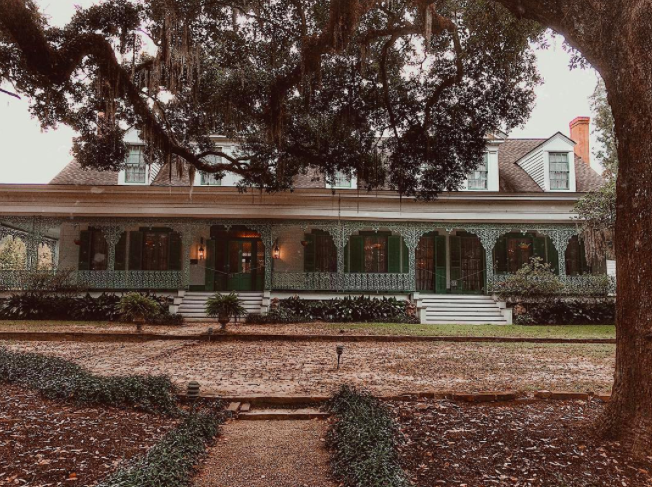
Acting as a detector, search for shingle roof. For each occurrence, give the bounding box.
[50,160,119,185]
[49,137,605,193]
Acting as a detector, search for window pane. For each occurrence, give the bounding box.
[468,154,488,190]
[549,153,569,190]
[332,171,352,188]
[125,147,147,183]
[363,236,387,273]
[201,172,222,185]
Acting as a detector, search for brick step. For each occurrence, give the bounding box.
[237,409,330,421]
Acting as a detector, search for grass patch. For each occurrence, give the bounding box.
[97,407,223,487]
[314,323,615,339]
[327,385,409,487]
[0,347,178,414]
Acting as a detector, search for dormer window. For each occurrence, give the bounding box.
[549,152,570,190]
[124,146,147,184]
[200,172,222,186]
[328,170,356,189]
[468,153,489,190]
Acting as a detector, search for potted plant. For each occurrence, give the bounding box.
[205,292,246,331]
[117,292,160,332]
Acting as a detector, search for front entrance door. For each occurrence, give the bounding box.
[209,226,265,292]
[450,234,485,294]
[416,234,446,293]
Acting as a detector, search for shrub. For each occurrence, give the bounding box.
[97,408,223,487]
[246,295,417,324]
[205,292,247,329]
[495,257,564,298]
[118,293,161,327]
[0,348,178,414]
[327,385,409,487]
[512,298,615,325]
[0,292,182,324]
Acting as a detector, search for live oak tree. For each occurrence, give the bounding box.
[1,0,652,458]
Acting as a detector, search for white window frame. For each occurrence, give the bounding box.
[197,149,224,186]
[467,153,489,190]
[543,149,576,192]
[461,150,499,191]
[548,152,570,190]
[118,145,150,185]
[326,170,358,190]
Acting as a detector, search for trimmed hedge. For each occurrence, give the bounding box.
[0,347,178,414]
[247,295,417,324]
[511,298,615,325]
[327,385,409,487]
[97,408,223,487]
[0,292,183,324]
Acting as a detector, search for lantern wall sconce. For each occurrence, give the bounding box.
[273,239,281,259]
[198,237,205,260]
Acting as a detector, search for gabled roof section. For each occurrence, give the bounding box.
[50,160,119,185]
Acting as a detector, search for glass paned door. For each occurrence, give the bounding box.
[226,239,264,291]
[460,237,485,293]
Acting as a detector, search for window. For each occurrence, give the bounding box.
[565,236,591,275]
[363,236,388,273]
[549,152,570,190]
[331,171,353,189]
[468,153,489,190]
[200,172,222,186]
[142,231,170,270]
[198,150,225,186]
[304,231,337,273]
[125,146,147,184]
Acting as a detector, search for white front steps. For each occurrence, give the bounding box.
[177,291,264,321]
[416,294,511,325]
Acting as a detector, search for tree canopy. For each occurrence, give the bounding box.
[0,0,543,196]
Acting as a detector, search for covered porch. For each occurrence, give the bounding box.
[0,217,613,296]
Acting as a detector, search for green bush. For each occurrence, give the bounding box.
[0,292,182,324]
[495,257,564,298]
[246,295,417,324]
[97,408,223,487]
[205,292,247,319]
[118,293,161,324]
[327,385,409,487]
[513,298,615,325]
[0,348,178,414]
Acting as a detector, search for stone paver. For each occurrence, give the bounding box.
[0,339,615,395]
[194,420,336,487]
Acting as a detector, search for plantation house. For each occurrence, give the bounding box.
[0,117,612,324]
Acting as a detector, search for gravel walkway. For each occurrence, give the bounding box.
[194,420,336,487]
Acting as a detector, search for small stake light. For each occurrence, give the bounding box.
[207,327,214,342]
[336,344,344,369]
[187,381,200,400]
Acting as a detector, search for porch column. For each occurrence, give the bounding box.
[548,229,576,277]
[99,225,125,271]
[402,231,421,292]
[473,228,504,294]
[25,219,43,271]
[261,225,273,291]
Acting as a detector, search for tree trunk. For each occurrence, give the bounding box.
[493,0,652,459]
[598,49,652,458]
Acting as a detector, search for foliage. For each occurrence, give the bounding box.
[118,292,161,323]
[0,0,543,197]
[574,79,617,264]
[246,295,417,324]
[0,236,26,269]
[0,347,178,414]
[495,257,564,298]
[96,408,223,487]
[0,292,182,323]
[513,299,615,326]
[205,292,246,320]
[327,385,409,487]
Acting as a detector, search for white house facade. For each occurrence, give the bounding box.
[0,117,610,323]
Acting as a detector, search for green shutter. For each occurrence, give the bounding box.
[349,236,364,273]
[450,236,462,292]
[402,240,409,274]
[114,232,127,270]
[533,237,546,263]
[303,233,316,272]
[168,232,182,270]
[388,235,402,273]
[344,242,349,272]
[547,236,559,274]
[435,235,447,293]
[128,231,143,270]
[205,239,216,291]
[78,230,91,271]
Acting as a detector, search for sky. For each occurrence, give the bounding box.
[0,2,602,184]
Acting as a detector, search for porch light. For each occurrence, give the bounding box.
[273,240,281,259]
[198,237,205,260]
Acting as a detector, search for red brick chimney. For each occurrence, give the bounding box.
[569,116,590,165]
